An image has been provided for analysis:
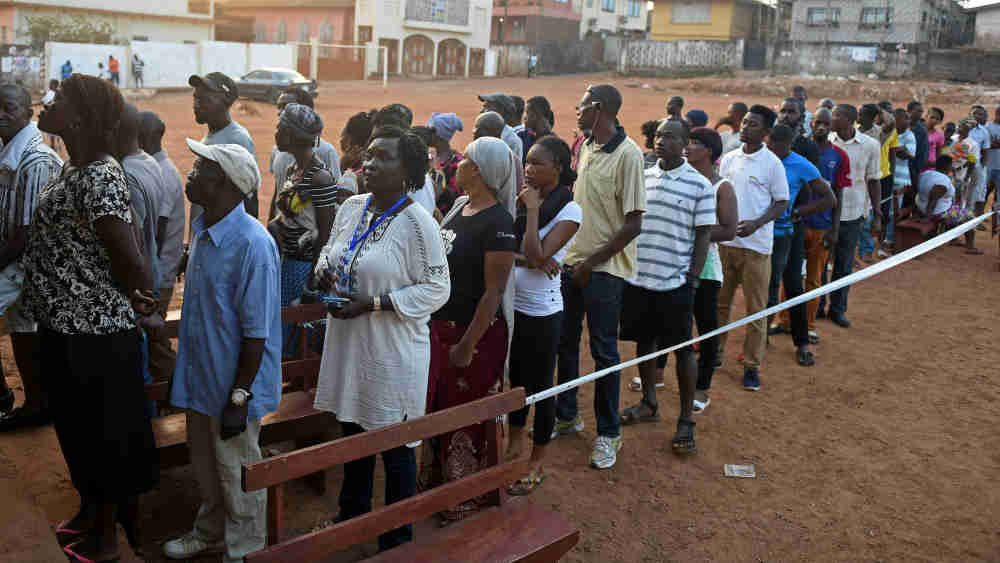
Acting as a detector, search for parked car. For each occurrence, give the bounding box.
[236,68,317,104]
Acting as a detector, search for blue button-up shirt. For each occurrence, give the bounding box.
[170,204,282,420]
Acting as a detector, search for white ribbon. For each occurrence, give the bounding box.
[525,211,996,406]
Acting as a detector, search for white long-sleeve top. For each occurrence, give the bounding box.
[313,195,450,436]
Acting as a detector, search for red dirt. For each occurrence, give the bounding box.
[1,73,999,563]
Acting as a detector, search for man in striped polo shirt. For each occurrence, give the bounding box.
[619,119,714,455]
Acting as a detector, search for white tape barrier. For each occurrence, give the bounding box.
[525,211,996,406]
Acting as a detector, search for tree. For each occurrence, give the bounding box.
[20,14,114,49]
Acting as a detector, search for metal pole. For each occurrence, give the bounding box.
[382,45,388,89]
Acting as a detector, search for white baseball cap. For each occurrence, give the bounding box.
[185,139,261,197]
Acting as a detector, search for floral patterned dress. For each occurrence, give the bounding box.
[435,151,463,215]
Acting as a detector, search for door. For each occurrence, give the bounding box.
[436,39,466,77]
[379,38,399,75]
[297,44,312,78]
[403,35,433,76]
[743,40,766,70]
[469,48,485,77]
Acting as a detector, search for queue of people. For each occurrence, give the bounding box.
[0,72,995,562]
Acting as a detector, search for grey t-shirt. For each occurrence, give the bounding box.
[190,120,258,227]
[123,151,166,289]
[152,150,186,289]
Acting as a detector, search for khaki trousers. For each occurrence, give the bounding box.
[717,246,771,371]
[187,410,266,562]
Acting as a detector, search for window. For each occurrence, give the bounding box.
[405,0,470,25]
[298,20,310,42]
[806,7,840,27]
[475,6,488,28]
[627,0,641,17]
[188,0,210,14]
[860,7,892,29]
[601,0,614,13]
[319,21,334,56]
[246,70,271,80]
[277,19,287,42]
[921,11,927,29]
[359,25,373,42]
[671,0,710,24]
[1,27,6,43]
[132,35,149,41]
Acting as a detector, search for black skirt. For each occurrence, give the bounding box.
[41,326,158,502]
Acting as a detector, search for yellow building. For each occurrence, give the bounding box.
[650,0,774,41]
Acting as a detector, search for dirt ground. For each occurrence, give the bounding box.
[2,72,1000,562]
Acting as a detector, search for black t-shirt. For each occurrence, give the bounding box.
[434,203,518,325]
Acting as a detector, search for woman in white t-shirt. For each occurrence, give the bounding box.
[506,135,581,495]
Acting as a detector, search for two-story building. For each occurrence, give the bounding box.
[491,0,582,44]
[574,0,646,39]
[648,0,776,42]
[789,0,969,49]
[0,0,215,44]
[219,0,355,47]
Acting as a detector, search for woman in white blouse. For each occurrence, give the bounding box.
[313,125,449,552]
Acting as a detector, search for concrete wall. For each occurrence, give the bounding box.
[772,41,918,78]
[618,38,744,74]
[19,0,213,20]
[975,7,1000,49]
[46,40,296,87]
[495,38,606,74]
[14,7,214,45]
[924,48,1000,83]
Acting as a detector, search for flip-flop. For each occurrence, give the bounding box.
[692,397,711,414]
[63,540,120,563]
[507,472,546,496]
[628,377,664,393]
[621,399,659,425]
[55,521,85,546]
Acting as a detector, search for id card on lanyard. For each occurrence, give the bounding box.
[336,194,408,295]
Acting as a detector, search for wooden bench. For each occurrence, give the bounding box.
[146,303,332,471]
[241,388,580,562]
[895,218,938,252]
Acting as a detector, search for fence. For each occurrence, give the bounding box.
[617,39,746,76]
[494,38,608,76]
[0,45,45,91]
[771,41,920,78]
[45,40,298,89]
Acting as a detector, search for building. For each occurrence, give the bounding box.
[491,0,581,44]
[218,0,354,46]
[969,0,1000,48]
[649,0,776,42]
[574,0,647,39]
[0,0,215,45]
[789,0,969,50]
[357,0,493,77]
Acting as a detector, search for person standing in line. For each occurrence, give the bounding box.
[828,104,882,329]
[806,109,850,334]
[793,85,813,137]
[138,111,186,385]
[778,97,819,167]
[41,79,61,153]
[188,72,258,231]
[23,74,160,562]
[108,55,120,86]
[764,125,835,368]
[312,126,449,551]
[164,140,279,562]
[965,104,991,254]
[427,111,464,214]
[510,95,526,133]
[522,96,555,161]
[925,107,946,172]
[268,88,341,220]
[715,105,789,392]
[132,53,145,89]
[553,84,645,470]
[478,93,523,161]
[859,103,897,263]
[617,119,712,455]
[985,105,1000,203]
[907,101,929,190]
[684,127,738,414]
[505,135,581,494]
[714,102,748,156]
[665,96,684,122]
[884,108,916,253]
[0,83,63,431]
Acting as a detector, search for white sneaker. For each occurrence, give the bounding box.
[163,532,225,560]
[589,435,622,469]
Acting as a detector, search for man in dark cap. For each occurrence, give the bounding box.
[478,93,523,160]
[189,72,258,227]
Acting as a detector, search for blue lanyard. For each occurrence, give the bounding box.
[338,194,409,292]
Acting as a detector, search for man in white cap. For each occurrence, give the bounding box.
[164,141,280,562]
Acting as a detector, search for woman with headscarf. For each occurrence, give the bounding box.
[427,112,463,214]
[505,135,581,495]
[522,96,554,162]
[427,137,517,522]
[269,103,338,352]
[23,74,160,562]
[312,125,450,551]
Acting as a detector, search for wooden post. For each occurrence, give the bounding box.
[481,416,505,508]
[267,484,284,546]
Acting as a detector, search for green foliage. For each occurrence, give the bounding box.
[20,14,114,49]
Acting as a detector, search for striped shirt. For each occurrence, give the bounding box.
[633,159,716,292]
[0,123,62,243]
[274,157,338,261]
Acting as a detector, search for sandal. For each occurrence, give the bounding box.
[966,247,985,255]
[507,471,546,496]
[628,377,664,393]
[796,348,816,367]
[671,417,696,455]
[767,323,787,336]
[55,520,87,547]
[692,397,711,414]
[621,398,659,425]
[63,540,120,563]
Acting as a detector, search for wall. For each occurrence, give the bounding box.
[772,41,918,77]
[15,7,214,44]
[0,44,44,90]
[618,38,744,73]
[496,37,607,74]
[16,0,212,20]
[46,40,296,87]
[789,0,925,45]
[975,7,1000,49]
[577,0,646,38]
[223,7,354,44]
[649,0,734,41]
[924,48,1000,83]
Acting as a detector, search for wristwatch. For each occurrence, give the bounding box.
[230,388,253,407]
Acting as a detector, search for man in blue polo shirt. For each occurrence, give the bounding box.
[166,140,281,562]
[765,125,835,368]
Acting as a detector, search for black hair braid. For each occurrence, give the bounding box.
[534,135,576,187]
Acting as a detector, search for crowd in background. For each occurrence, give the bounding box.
[0,73,994,562]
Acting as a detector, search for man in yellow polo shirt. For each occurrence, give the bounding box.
[555,84,645,470]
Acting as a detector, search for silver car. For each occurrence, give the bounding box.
[237,68,317,104]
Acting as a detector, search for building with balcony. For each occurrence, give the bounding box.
[575,0,646,39]
[789,0,970,49]
[356,0,493,77]
[649,0,776,42]
[490,0,582,45]
[0,0,215,44]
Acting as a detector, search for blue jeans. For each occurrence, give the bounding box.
[858,213,875,257]
[338,421,416,552]
[556,270,625,438]
[829,217,864,315]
